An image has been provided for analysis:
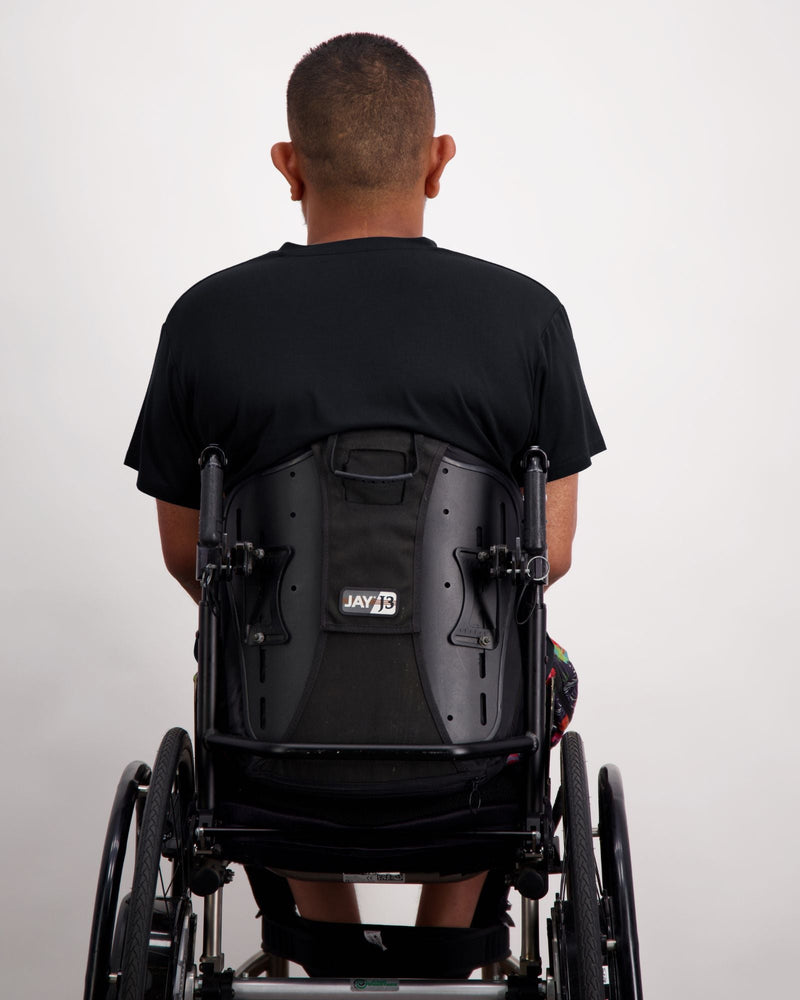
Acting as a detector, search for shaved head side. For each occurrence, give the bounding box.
[287,33,435,197]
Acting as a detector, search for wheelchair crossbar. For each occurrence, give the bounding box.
[199,827,533,839]
[204,732,538,760]
[224,979,509,1000]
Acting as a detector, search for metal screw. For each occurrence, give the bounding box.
[479,633,492,647]
[252,632,265,644]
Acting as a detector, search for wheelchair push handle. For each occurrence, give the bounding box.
[522,446,548,556]
[197,446,227,580]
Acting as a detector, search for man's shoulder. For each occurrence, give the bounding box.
[165,251,281,325]
[162,240,565,335]
[432,245,563,313]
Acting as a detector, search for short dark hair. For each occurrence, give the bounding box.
[287,33,435,195]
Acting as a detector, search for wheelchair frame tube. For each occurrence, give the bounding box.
[201,888,225,971]
[226,982,509,1000]
[203,731,538,760]
[196,446,227,814]
[525,589,547,821]
[197,595,218,813]
[520,897,540,968]
[521,447,549,824]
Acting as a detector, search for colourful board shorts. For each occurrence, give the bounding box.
[547,636,578,746]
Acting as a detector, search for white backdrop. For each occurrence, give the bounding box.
[2,1,798,997]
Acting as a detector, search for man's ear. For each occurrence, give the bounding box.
[424,134,456,199]
[271,141,305,201]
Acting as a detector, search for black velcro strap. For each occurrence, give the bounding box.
[315,431,446,634]
[260,912,510,979]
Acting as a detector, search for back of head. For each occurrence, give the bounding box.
[287,33,435,198]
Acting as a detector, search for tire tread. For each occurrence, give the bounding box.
[561,732,604,1000]
[120,728,193,1000]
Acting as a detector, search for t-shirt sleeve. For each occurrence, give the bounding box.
[530,305,606,481]
[124,324,203,508]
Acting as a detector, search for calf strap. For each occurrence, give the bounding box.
[260,911,510,979]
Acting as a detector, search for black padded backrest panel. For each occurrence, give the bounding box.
[223,449,323,740]
[418,452,523,745]
[219,431,523,791]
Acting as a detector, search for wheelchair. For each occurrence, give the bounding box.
[85,430,643,1000]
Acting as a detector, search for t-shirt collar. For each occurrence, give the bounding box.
[277,236,437,256]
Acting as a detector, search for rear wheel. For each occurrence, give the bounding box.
[84,761,150,1000]
[553,732,604,1000]
[598,765,643,1000]
[119,728,196,1000]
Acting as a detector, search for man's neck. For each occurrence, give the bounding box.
[303,190,426,245]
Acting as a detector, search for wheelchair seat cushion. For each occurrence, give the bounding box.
[211,759,525,874]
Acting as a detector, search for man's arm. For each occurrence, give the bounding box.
[156,500,201,603]
[544,473,578,587]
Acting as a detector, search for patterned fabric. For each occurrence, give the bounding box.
[547,636,578,746]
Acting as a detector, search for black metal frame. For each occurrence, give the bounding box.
[194,445,552,841]
[190,443,557,983]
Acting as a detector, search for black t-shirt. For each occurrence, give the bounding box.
[125,237,605,507]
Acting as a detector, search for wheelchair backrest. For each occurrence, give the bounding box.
[218,429,524,792]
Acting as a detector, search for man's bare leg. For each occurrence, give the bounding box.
[288,872,487,927]
[415,872,488,927]
[288,878,361,922]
